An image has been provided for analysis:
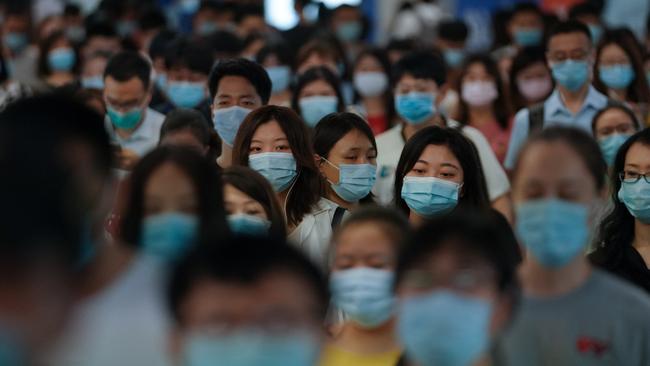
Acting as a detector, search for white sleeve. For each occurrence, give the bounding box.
[462,126,511,201]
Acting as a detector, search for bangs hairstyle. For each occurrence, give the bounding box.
[394,126,491,215]
[222,166,287,238]
[37,30,80,77]
[332,204,410,252]
[352,47,396,125]
[508,46,552,111]
[591,104,641,135]
[231,105,322,226]
[391,50,446,87]
[291,66,345,119]
[119,146,229,248]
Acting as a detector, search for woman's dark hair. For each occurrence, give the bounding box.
[256,41,294,70]
[591,104,641,135]
[332,204,410,252]
[232,105,322,226]
[313,112,377,203]
[120,146,229,248]
[456,53,511,130]
[295,37,347,78]
[352,47,396,127]
[393,126,491,215]
[590,129,650,282]
[509,46,553,112]
[159,108,221,161]
[37,30,80,78]
[291,66,346,119]
[222,166,287,238]
[513,126,607,191]
[594,29,650,104]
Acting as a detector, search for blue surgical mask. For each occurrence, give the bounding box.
[336,21,362,42]
[515,199,589,268]
[81,75,104,90]
[213,105,251,147]
[599,133,630,166]
[107,105,143,130]
[398,290,492,366]
[395,92,436,125]
[249,152,298,192]
[323,159,377,202]
[47,48,76,72]
[588,24,603,44]
[443,49,465,68]
[183,329,320,366]
[196,21,218,36]
[599,64,635,90]
[167,81,205,108]
[330,267,395,328]
[180,0,200,13]
[266,66,291,94]
[3,32,28,53]
[618,179,650,224]
[228,213,271,236]
[513,28,543,47]
[140,212,198,261]
[401,176,460,217]
[551,60,590,92]
[299,95,338,127]
[353,71,388,98]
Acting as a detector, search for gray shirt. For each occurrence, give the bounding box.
[500,269,650,366]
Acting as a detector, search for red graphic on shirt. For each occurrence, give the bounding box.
[576,337,610,357]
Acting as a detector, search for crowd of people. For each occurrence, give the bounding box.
[1,0,650,365]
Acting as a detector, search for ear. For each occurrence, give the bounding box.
[314,154,324,168]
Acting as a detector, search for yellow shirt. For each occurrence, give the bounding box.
[319,345,402,366]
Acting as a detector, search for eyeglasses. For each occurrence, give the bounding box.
[619,171,650,184]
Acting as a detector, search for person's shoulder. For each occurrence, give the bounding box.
[376,125,404,162]
[513,107,530,125]
[591,269,650,313]
[376,124,402,145]
[146,107,165,125]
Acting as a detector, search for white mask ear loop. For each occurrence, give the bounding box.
[319,156,340,186]
[282,170,301,227]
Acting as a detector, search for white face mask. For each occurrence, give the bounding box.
[461,81,498,107]
[517,76,553,101]
[353,71,388,98]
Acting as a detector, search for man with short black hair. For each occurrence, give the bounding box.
[207,58,271,167]
[436,20,469,71]
[103,50,165,169]
[81,21,122,59]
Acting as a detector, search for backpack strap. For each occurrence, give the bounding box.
[527,103,545,135]
[331,206,346,229]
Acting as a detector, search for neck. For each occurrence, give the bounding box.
[519,256,591,298]
[408,211,426,227]
[633,220,650,249]
[468,105,496,126]
[334,319,399,354]
[608,87,628,101]
[402,115,445,141]
[326,187,356,210]
[558,83,589,114]
[217,145,232,168]
[363,96,385,111]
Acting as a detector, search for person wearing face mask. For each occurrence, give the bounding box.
[329,4,366,61]
[569,2,605,45]
[51,146,230,366]
[313,113,377,219]
[102,51,165,171]
[292,66,346,128]
[394,126,491,226]
[457,54,513,164]
[509,46,554,113]
[159,109,221,163]
[507,3,546,49]
[1,9,41,89]
[349,48,395,135]
[257,43,294,107]
[208,58,271,168]
[223,166,287,238]
[500,127,650,365]
[321,206,411,366]
[80,50,111,91]
[594,30,650,121]
[436,20,469,74]
[192,1,237,36]
[591,105,640,168]
[374,51,512,222]
[232,106,331,267]
[590,129,650,293]
[504,21,613,170]
[394,210,520,366]
[36,31,78,89]
[167,237,328,366]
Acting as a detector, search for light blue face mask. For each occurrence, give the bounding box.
[228,213,271,236]
[3,32,28,53]
[180,0,200,13]
[401,176,460,217]
[182,329,320,366]
[81,75,104,90]
[515,199,589,268]
[336,21,362,42]
[107,105,143,130]
[48,48,76,72]
[266,66,292,94]
[588,24,603,44]
[330,267,395,328]
[398,290,492,366]
[599,133,631,166]
[140,212,198,261]
[167,81,206,108]
[599,64,635,90]
[513,28,543,47]
[551,60,590,92]
[196,21,218,36]
[395,92,436,125]
[213,105,252,147]
[323,159,377,202]
[299,95,338,127]
[618,179,650,224]
[443,49,465,68]
[249,152,298,192]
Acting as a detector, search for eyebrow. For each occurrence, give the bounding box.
[415,159,430,165]
[440,163,460,170]
[625,163,641,168]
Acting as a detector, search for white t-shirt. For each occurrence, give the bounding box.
[50,255,172,366]
[374,121,510,205]
[105,107,166,157]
